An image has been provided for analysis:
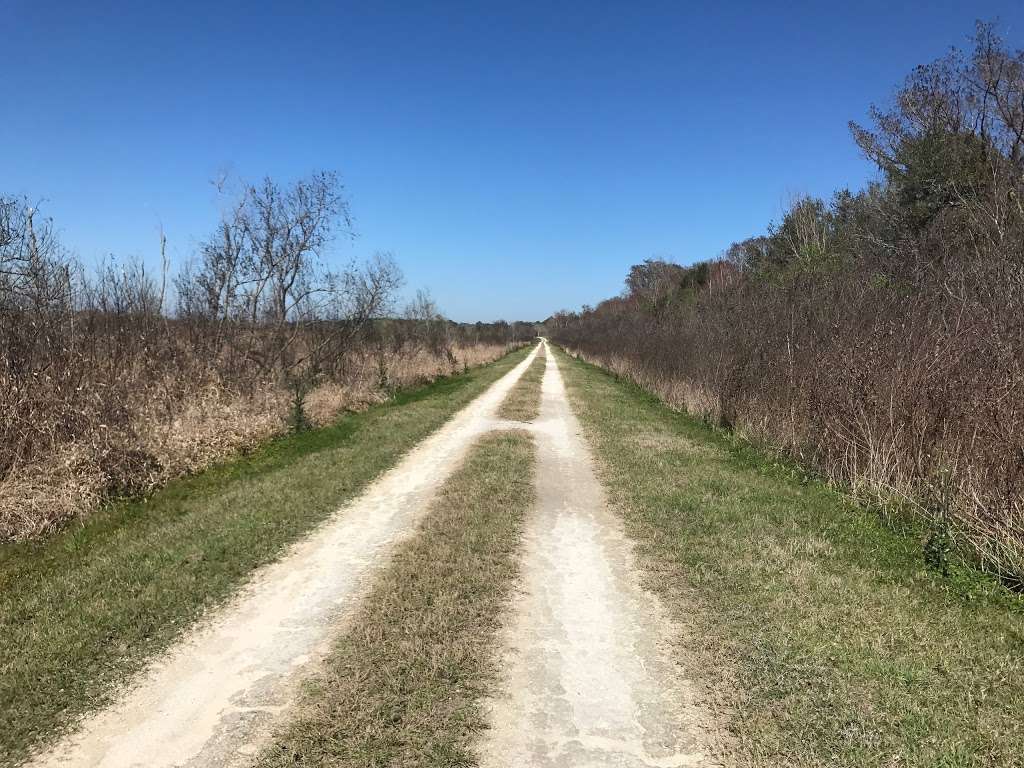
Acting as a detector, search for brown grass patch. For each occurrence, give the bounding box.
[0,342,520,541]
[496,343,545,422]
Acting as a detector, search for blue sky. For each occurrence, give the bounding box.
[5,1,1023,321]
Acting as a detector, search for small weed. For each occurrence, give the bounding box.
[287,379,313,434]
[924,518,953,576]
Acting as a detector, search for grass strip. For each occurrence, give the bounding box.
[258,430,534,767]
[554,347,1024,768]
[496,342,545,421]
[0,346,531,766]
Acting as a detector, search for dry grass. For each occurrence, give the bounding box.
[323,343,513,418]
[0,342,517,541]
[259,430,535,767]
[0,380,289,540]
[302,382,375,427]
[0,455,105,541]
[496,342,545,421]
[137,382,290,474]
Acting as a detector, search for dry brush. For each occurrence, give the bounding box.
[0,177,534,540]
[551,23,1024,585]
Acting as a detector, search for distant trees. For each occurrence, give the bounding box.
[624,259,716,312]
[625,259,687,303]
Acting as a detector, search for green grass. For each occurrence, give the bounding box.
[259,430,534,767]
[553,347,1024,768]
[0,345,531,767]
[496,342,545,421]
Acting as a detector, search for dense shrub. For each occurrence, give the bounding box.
[550,23,1024,584]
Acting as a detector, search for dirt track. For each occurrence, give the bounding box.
[29,341,712,767]
[479,341,712,767]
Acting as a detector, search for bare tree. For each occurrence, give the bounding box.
[401,288,456,367]
[177,171,390,378]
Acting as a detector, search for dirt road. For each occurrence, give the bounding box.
[29,341,712,767]
[29,346,541,768]
[479,341,712,767]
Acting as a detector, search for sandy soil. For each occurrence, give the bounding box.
[478,341,714,767]
[27,346,541,768]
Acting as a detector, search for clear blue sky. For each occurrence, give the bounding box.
[5,1,1023,321]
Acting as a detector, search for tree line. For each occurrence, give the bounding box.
[549,22,1024,585]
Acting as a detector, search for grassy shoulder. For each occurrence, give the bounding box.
[258,430,534,767]
[496,342,545,422]
[0,345,531,767]
[553,347,1024,768]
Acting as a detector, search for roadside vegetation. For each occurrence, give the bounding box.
[0,175,536,541]
[556,347,1024,767]
[496,341,545,422]
[259,430,534,768]
[0,346,530,766]
[548,22,1024,584]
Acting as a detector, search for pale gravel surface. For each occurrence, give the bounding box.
[478,341,714,768]
[26,345,541,768]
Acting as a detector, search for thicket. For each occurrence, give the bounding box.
[0,172,533,539]
[550,22,1024,584]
